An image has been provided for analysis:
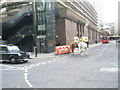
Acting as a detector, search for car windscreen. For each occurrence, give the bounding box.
[7,46,20,53]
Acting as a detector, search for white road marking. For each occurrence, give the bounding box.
[48,60,52,63]
[42,62,46,65]
[24,70,33,88]
[100,68,118,72]
[0,64,24,70]
[58,59,62,61]
[22,66,30,69]
[99,44,109,56]
[1,55,71,88]
[0,68,25,70]
[34,63,41,67]
[23,55,71,88]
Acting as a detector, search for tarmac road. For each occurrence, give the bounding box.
[1,40,118,88]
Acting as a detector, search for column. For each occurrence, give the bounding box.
[80,22,82,37]
[88,26,91,40]
[77,21,81,38]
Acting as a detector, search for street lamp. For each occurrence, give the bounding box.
[33,1,37,57]
[32,33,37,57]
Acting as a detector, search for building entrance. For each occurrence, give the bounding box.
[39,38,46,53]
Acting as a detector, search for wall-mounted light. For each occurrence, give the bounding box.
[56,35,58,38]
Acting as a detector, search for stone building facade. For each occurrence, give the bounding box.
[55,0,103,45]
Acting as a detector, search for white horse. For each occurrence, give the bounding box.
[70,41,88,56]
[78,41,88,56]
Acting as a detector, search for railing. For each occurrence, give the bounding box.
[7,6,32,27]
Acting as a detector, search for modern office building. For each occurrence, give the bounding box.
[1,0,103,53]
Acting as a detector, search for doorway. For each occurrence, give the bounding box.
[39,38,46,53]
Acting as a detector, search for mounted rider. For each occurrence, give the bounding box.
[80,35,89,48]
[73,37,79,43]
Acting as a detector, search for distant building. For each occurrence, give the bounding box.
[105,23,115,35]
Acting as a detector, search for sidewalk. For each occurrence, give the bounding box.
[30,42,102,59]
[30,52,56,59]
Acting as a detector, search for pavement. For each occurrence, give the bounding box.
[30,42,102,59]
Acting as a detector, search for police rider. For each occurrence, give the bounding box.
[74,37,79,43]
[80,35,89,48]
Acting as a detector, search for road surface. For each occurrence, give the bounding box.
[0,40,118,88]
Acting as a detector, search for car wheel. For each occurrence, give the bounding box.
[10,57,17,64]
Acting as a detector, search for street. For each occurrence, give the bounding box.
[1,40,118,88]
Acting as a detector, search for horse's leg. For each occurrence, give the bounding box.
[71,48,74,55]
[78,43,81,54]
[70,44,74,55]
[81,51,83,57]
[85,48,87,56]
[80,48,83,57]
[78,47,81,54]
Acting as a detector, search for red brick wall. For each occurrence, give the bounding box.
[56,19,66,45]
[65,19,77,45]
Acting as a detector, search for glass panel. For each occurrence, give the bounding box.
[34,2,56,52]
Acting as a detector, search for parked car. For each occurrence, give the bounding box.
[0,45,30,63]
[117,40,120,43]
[116,39,120,46]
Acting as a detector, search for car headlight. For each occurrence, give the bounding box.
[18,53,22,56]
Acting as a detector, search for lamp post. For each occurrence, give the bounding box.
[33,1,37,57]
[32,34,37,57]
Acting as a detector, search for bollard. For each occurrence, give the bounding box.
[34,47,37,57]
[95,41,98,44]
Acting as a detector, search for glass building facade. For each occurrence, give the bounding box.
[33,1,56,53]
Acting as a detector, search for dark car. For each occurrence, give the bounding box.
[0,45,29,63]
[118,40,120,43]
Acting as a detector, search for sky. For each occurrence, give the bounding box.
[102,0,119,23]
[88,0,119,23]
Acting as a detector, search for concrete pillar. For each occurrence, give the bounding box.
[84,24,88,37]
[80,22,85,37]
[77,22,81,38]
[80,23,82,37]
[88,26,91,40]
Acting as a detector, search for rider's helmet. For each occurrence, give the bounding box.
[74,37,79,43]
[79,39,83,42]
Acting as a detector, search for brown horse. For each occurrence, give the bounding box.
[70,41,88,56]
[70,42,79,55]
